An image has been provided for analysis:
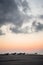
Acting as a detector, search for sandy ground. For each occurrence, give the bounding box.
[0,54,43,65]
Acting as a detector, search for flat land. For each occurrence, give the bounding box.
[0,54,43,65]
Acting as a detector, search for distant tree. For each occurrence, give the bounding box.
[4,53,9,55]
[17,53,22,55]
[11,53,16,55]
[34,53,38,55]
[17,53,25,55]
[22,53,25,55]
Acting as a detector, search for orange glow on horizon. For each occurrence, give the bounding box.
[0,33,43,53]
[0,39,43,53]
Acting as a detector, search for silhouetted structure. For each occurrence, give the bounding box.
[4,53,9,55]
[34,53,38,55]
[17,53,25,55]
[11,53,16,55]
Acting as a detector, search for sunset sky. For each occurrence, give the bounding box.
[0,0,43,54]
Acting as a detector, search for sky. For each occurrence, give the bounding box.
[0,0,43,54]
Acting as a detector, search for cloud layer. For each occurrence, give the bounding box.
[32,21,43,32]
[0,0,43,35]
[0,30,5,35]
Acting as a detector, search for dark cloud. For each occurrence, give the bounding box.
[22,0,31,13]
[36,22,43,31]
[10,26,22,34]
[0,0,32,34]
[0,0,31,27]
[38,15,43,19]
[0,0,25,27]
[0,30,5,35]
[32,21,43,32]
[0,0,43,35]
[0,0,17,25]
[10,25,29,34]
[16,0,31,13]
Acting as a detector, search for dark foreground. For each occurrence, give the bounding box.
[0,54,43,65]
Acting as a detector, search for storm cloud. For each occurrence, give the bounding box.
[0,0,17,25]
[32,21,43,32]
[0,0,32,34]
[38,15,43,19]
[0,0,31,27]
[0,0,43,35]
[15,0,31,14]
[10,25,29,34]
